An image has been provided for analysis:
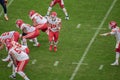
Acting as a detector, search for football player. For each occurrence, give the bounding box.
[46,0,69,20]
[47,12,61,52]
[0,31,20,67]
[16,19,40,47]
[29,10,49,34]
[100,21,120,66]
[2,40,30,67]
[0,31,20,52]
[0,0,8,20]
[4,39,30,80]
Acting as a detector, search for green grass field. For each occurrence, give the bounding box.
[0,0,120,80]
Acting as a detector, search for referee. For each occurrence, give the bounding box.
[0,0,8,20]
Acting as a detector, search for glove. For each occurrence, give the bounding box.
[100,33,107,36]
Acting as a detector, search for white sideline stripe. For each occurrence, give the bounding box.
[32,59,37,64]
[69,0,117,80]
[76,24,81,28]
[54,61,59,66]
[0,0,14,16]
[99,65,104,70]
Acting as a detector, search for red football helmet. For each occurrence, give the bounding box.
[50,12,57,20]
[16,19,24,29]
[109,21,117,29]
[29,10,36,19]
[4,38,13,50]
[51,11,57,17]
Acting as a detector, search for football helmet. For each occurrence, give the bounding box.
[51,12,57,17]
[16,19,24,30]
[4,38,13,50]
[50,12,57,20]
[29,10,36,19]
[109,21,117,29]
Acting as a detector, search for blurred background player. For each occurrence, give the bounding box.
[46,0,69,20]
[47,12,61,52]
[29,10,48,35]
[16,19,40,47]
[0,0,8,20]
[100,21,120,66]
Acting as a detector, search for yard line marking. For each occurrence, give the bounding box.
[0,0,14,16]
[99,65,104,70]
[54,61,59,66]
[72,62,88,65]
[32,59,37,64]
[76,24,81,28]
[92,28,107,30]
[69,0,117,80]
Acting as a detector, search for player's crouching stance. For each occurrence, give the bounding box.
[0,31,20,66]
[4,39,30,80]
[47,12,61,52]
[16,19,40,47]
[29,10,49,35]
[100,21,120,66]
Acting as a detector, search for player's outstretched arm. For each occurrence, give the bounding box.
[100,32,111,36]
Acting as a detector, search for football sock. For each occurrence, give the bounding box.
[47,7,52,16]
[33,38,39,45]
[115,52,119,63]
[12,65,16,77]
[62,8,68,17]
[22,38,27,46]
[17,71,30,80]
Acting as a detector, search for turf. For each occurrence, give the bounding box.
[0,0,120,80]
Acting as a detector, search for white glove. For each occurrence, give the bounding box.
[100,33,107,36]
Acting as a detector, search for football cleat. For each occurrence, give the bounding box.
[54,47,57,52]
[49,45,53,51]
[65,16,69,20]
[33,43,40,47]
[29,39,33,42]
[2,58,9,62]
[4,15,8,21]
[9,74,16,79]
[111,62,119,66]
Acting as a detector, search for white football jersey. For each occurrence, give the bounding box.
[9,47,29,61]
[12,41,28,52]
[22,24,36,33]
[47,17,61,32]
[0,31,15,41]
[110,27,120,42]
[32,13,47,24]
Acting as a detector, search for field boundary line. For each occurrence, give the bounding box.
[0,0,14,17]
[69,0,117,80]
